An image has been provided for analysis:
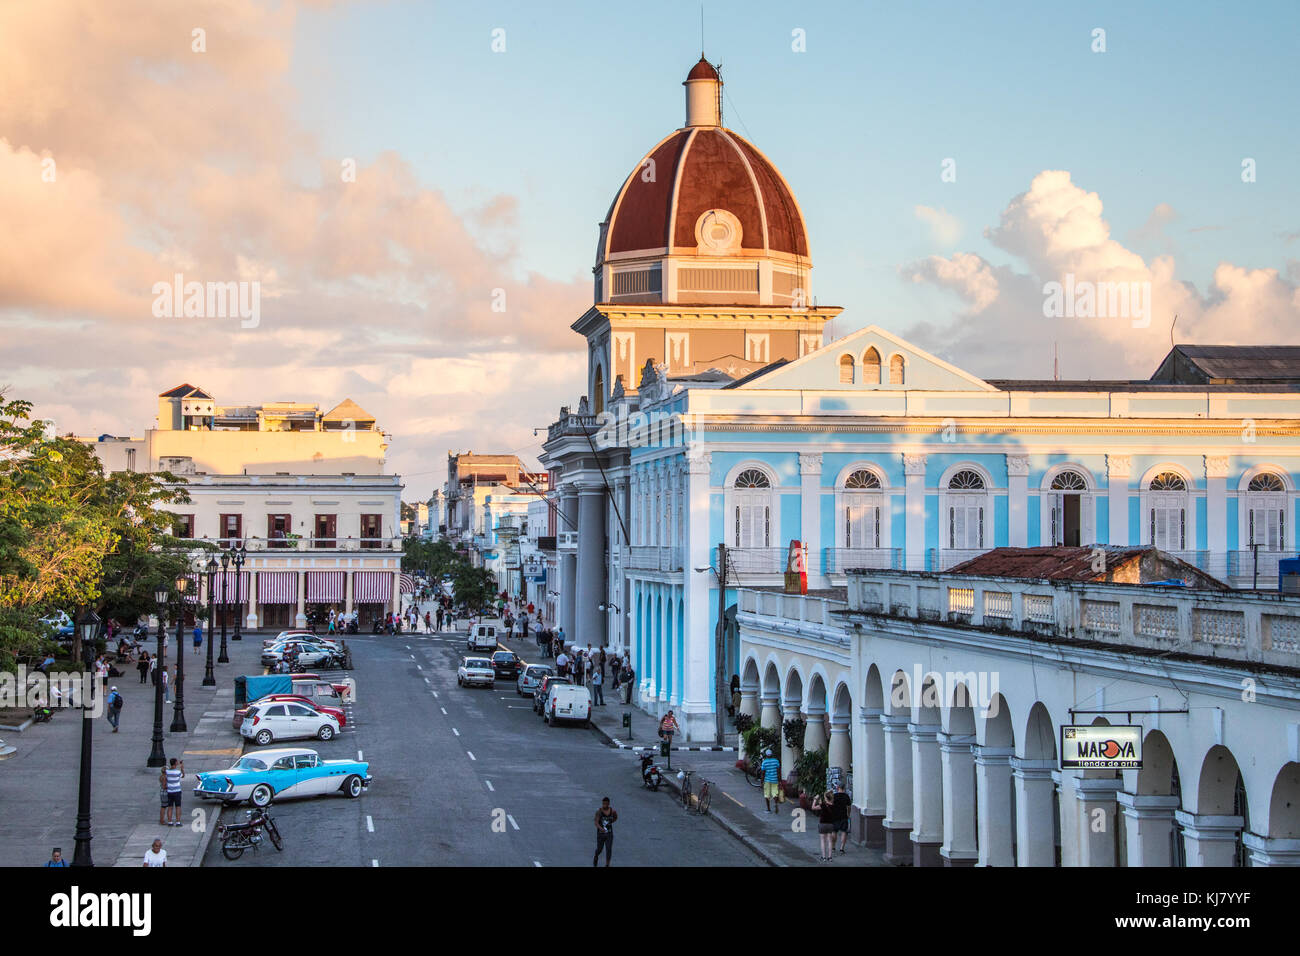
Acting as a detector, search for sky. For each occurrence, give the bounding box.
[2,0,1298,499]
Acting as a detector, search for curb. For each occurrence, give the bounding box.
[0,718,34,733]
[589,721,783,867]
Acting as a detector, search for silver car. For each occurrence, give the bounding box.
[516,663,554,697]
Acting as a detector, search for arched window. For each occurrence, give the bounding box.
[889,354,905,385]
[1246,472,1286,551]
[843,469,884,550]
[1148,472,1188,550]
[947,471,986,550]
[838,354,854,384]
[732,469,772,548]
[593,367,604,415]
[1048,470,1091,546]
[862,347,881,384]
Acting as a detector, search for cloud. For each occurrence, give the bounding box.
[0,0,589,497]
[901,170,1300,379]
[913,205,961,245]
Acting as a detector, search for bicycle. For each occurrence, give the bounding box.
[677,770,711,815]
[743,756,764,788]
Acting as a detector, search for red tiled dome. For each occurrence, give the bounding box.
[598,126,809,262]
[686,56,720,81]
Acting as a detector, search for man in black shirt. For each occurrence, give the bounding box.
[593,797,617,867]
[831,781,852,855]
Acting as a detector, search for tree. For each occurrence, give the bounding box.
[402,537,459,584]
[450,562,496,615]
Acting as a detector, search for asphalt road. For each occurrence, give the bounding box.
[203,628,764,867]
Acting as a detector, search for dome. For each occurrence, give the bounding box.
[593,60,812,307]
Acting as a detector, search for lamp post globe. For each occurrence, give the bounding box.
[147,587,168,767]
[202,557,218,687]
[72,607,101,867]
[170,572,189,732]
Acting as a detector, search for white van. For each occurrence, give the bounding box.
[544,684,592,728]
[467,623,498,653]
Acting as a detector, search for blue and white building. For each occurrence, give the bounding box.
[542,58,1300,740]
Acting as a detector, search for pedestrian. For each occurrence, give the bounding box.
[592,797,617,867]
[658,710,679,748]
[609,655,621,689]
[760,748,782,813]
[591,666,604,706]
[812,789,835,861]
[143,838,167,867]
[556,626,566,650]
[106,685,123,732]
[436,607,444,631]
[730,684,742,719]
[149,654,158,685]
[621,664,635,704]
[96,656,109,693]
[424,611,432,633]
[831,781,852,855]
[44,847,68,867]
[555,649,569,680]
[137,650,150,684]
[193,619,203,654]
[599,647,607,677]
[160,758,184,827]
[161,666,171,703]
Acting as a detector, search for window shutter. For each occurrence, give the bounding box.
[1081,494,1095,546]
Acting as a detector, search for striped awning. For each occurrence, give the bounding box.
[208,570,249,605]
[306,571,345,603]
[399,573,416,594]
[355,571,392,604]
[258,571,298,606]
[183,573,201,604]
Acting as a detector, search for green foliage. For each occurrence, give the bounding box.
[782,715,806,752]
[743,724,780,774]
[402,537,459,583]
[733,711,754,733]
[451,562,497,614]
[795,746,829,799]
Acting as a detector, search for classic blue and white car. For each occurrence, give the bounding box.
[194,747,371,807]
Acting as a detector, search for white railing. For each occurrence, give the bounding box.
[843,568,1300,667]
[824,548,902,573]
[727,548,788,575]
[209,535,403,553]
[738,588,848,633]
[627,546,683,572]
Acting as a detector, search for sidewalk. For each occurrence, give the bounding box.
[588,698,889,868]
[0,627,265,867]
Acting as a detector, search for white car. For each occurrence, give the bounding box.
[241,700,340,745]
[263,632,341,652]
[261,641,337,668]
[457,657,495,688]
[467,623,498,653]
[545,684,593,727]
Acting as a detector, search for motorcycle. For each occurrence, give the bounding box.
[217,806,282,861]
[640,751,665,791]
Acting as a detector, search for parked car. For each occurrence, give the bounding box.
[38,610,74,639]
[457,657,495,688]
[290,675,355,704]
[261,640,339,669]
[533,674,571,715]
[490,650,520,680]
[241,700,340,745]
[517,663,554,697]
[264,631,340,651]
[194,748,370,807]
[467,623,498,653]
[544,684,592,727]
[232,694,346,732]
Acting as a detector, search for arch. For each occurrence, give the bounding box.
[864,663,884,710]
[1140,463,1195,551]
[886,668,911,717]
[782,664,805,707]
[938,460,994,490]
[761,659,781,697]
[1237,464,1294,493]
[1196,745,1243,815]
[1137,462,1195,490]
[1040,463,1097,492]
[831,682,853,720]
[806,671,829,715]
[1149,471,1188,491]
[861,346,882,384]
[722,459,779,489]
[1022,702,1056,760]
[914,672,941,725]
[948,469,986,490]
[888,353,905,385]
[944,680,976,736]
[1136,730,1179,796]
[1267,762,1300,838]
[838,353,855,384]
[980,693,1014,749]
[741,655,760,692]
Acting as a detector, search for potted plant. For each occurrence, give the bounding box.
[795,746,829,811]
[782,715,806,753]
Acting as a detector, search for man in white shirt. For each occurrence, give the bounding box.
[143,838,167,867]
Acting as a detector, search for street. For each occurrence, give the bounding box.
[202,626,765,867]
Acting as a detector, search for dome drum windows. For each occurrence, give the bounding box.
[862,347,881,385]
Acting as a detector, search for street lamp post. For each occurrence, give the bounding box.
[202,557,218,686]
[71,608,101,867]
[218,550,230,663]
[170,573,189,732]
[147,586,168,767]
[231,543,247,641]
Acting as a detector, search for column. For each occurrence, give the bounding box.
[245,570,259,629]
[1107,455,1131,546]
[828,714,851,780]
[803,702,828,754]
[780,693,801,783]
[903,454,927,571]
[612,475,629,650]
[910,722,944,866]
[1206,455,1228,577]
[940,732,978,866]
[974,746,1015,866]
[858,707,886,848]
[344,571,353,616]
[1242,833,1300,866]
[739,681,760,758]
[1118,792,1180,867]
[1013,758,1057,866]
[799,452,824,587]
[389,570,401,616]
[881,713,914,863]
[1175,811,1243,867]
[683,451,713,741]
[576,483,607,648]
[559,484,578,643]
[1007,455,1029,547]
[1075,777,1121,867]
[295,571,307,628]
[759,689,781,731]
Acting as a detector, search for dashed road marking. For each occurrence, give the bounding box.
[440,707,447,715]
[405,645,410,650]
[372,859,379,867]
[366,815,374,832]
[533,860,542,867]
[723,790,745,808]
[485,780,494,792]
[357,750,363,760]
[452,727,460,736]
[506,814,520,831]
[416,664,422,670]
[467,751,476,761]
